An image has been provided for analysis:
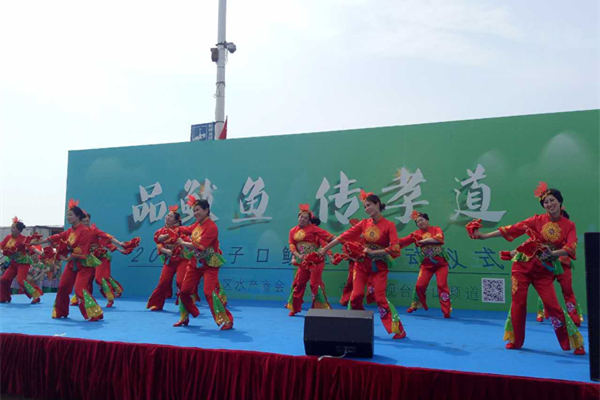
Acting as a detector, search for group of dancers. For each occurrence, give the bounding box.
[0,201,139,321]
[145,197,233,329]
[0,182,586,355]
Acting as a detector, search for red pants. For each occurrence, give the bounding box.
[510,259,570,350]
[69,273,95,305]
[95,258,113,299]
[180,264,233,326]
[414,261,451,315]
[340,262,375,306]
[147,258,188,310]
[350,261,405,335]
[55,262,103,320]
[291,263,330,312]
[288,268,326,306]
[555,267,580,325]
[0,263,34,302]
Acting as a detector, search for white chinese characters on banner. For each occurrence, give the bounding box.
[381,168,429,224]
[179,178,219,223]
[316,171,361,224]
[232,177,272,223]
[179,179,201,223]
[132,182,167,223]
[451,164,506,222]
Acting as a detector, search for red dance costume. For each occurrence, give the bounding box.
[49,224,104,320]
[177,218,232,328]
[90,225,124,305]
[498,213,583,351]
[286,237,330,310]
[339,219,375,307]
[337,217,405,337]
[288,224,334,314]
[70,225,124,306]
[0,233,43,303]
[147,226,190,310]
[536,256,583,326]
[399,226,451,317]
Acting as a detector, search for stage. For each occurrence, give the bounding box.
[1,294,598,399]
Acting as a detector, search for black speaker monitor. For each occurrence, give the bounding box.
[304,309,374,358]
[584,232,599,382]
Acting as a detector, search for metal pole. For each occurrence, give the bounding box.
[215,0,227,140]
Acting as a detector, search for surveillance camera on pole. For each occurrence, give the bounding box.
[213,0,236,140]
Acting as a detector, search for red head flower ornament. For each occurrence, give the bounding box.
[186,195,198,207]
[359,189,373,202]
[12,216,20,224]
[410,210,421,221]
[298,204,314,218]
[534,181,551,200]
[169,205,179,213]
[67,199,79,210]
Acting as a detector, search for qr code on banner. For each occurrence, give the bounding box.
[482,278,505,303]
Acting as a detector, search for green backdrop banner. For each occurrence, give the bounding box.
[65,110,599,313]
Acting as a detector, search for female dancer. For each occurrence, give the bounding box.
[285,238,331,310]
[338,218,376,307]
[469,183,585,354]
[399,211,452,318]
[147,205,192,311]
[0,217,43,304]
[287,204,334,316]
[529,210,583,326]
[34,200,104,321]
[28,246,49,298]
[320,191,406,339]
[78,213,129,307]
[173,197,233,329]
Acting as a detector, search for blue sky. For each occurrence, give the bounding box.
[1,0,598,225]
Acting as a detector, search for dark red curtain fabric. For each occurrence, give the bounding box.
[1,333,598,400]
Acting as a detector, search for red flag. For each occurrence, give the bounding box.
[219,117,228,140]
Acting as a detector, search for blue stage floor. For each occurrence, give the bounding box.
[0,294,592,383]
